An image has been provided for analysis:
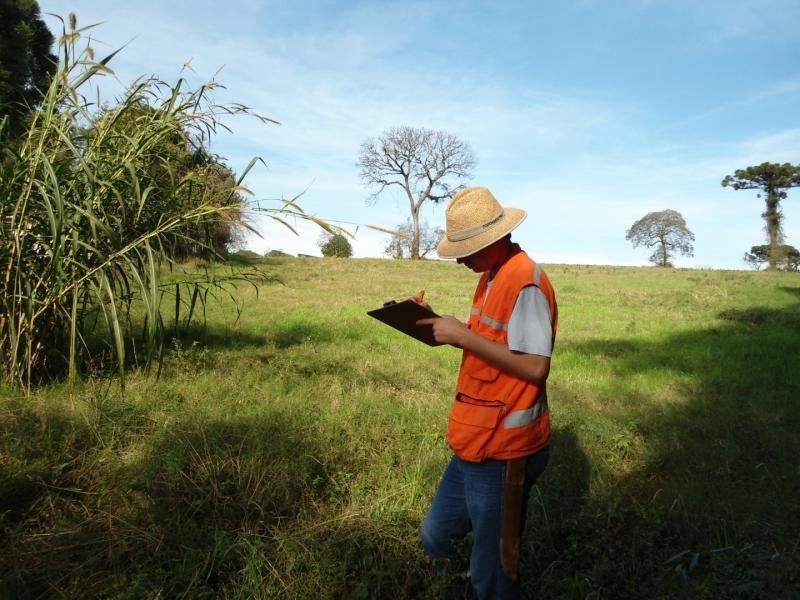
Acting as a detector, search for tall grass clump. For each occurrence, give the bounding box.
[0,15,297,388]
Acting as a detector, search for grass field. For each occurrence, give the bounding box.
[1,256,799,598]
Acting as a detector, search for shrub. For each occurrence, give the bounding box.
[319,233,353,258]
[264,249,292,258]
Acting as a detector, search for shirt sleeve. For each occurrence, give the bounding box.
[507,285,553,357]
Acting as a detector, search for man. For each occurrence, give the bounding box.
[417,187,558,599]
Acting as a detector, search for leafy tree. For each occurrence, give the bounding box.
[626,209,695,267]
[358,126,474,260]
[744,244,800,271]
[722,162,800,269]
[319,232,352,258]
[177,149,247,257]
[87,102,246,258]
[384,219,444,259]
[0,0,56,136]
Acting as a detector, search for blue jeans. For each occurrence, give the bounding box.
[420,449,549,599]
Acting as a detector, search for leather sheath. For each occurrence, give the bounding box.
[500,457,526,580]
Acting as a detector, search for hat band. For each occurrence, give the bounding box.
[447,210,505,242]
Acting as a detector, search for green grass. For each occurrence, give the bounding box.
[1,258,799,598]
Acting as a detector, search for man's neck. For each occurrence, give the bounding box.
[488,241,517,280]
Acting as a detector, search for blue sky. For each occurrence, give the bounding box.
[42,1,799,268]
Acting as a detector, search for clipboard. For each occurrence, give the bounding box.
[367,300,443,346]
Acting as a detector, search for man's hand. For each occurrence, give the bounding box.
[416,316,468,347]
[409,290,432,312]
[417,316,551,383]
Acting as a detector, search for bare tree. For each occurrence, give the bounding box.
[626,209,695,267]
[358,126,475,259]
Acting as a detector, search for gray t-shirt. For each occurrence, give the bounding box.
[484,282,554,357]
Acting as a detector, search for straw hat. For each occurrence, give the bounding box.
[436,187,527,259]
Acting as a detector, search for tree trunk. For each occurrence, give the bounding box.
[764,187,783,270]
[410,208,421,260]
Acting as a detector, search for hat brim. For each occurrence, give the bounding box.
[436,208,527,259]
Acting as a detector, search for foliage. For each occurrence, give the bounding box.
[384,219,444,259]
[744,244,800,271]
[358,126,474,260]
[86,103,248,258]
[0,16,317,388]
[0,0,56,136]
[722,162,800,269]
[226,249,263,266]
[264,249,292,258]
[626,209,695,267]
[1,259,798,598]
[319,231,353,258]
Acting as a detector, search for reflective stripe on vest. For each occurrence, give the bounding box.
[504,394,548,429]
[472,262,542,333]
[480,314,508,331]
[449,247,557,461]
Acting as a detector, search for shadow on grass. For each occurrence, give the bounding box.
[0,406,428,598]
[520,425,593,595]
[779,285,800,301]
[10,293,799,597]
[169,323,269,348]
[526,303,800,597]
[252,515,441,599]
[70,317,365,382]
[267,320,339,349]
[172,317,364,350]
[0,401,102,534]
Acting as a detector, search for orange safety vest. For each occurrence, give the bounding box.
[447,246,558,462]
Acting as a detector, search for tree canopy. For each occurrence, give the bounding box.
[722,162,800,269]
[319,232,352,258]
[744,244,799,271]
[626,209,695,267]
[0,0,56,136]
[85,102,247,258]
[358,126,474,260]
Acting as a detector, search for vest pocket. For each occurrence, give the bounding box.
[462,352,501,383]
[469,365,500,382]
[447,399,503,462]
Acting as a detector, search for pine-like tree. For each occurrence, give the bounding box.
[0,0,57,135]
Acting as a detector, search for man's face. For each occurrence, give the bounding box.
[456,245,496,273]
